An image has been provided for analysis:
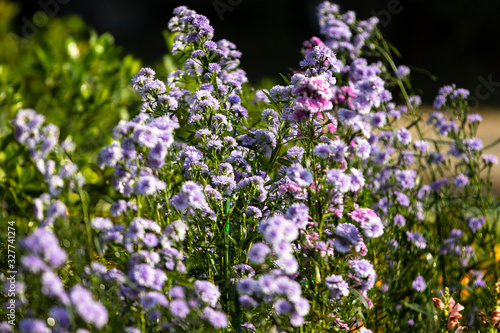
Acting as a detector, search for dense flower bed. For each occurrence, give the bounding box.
[1,2,500,332]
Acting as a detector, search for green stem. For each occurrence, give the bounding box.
[77,183,94,262]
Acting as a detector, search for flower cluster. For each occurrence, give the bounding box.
[4,2,499,332]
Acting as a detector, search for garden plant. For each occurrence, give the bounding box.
[1,2,500,332]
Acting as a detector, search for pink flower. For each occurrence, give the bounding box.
[303,37,325,56]
[348,207,378,228]
[432,297,445,310]
[491,309,500,327]
[446,297,464,330]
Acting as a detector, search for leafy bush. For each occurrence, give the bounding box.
[0,0,141,228]
[1,2,499,333]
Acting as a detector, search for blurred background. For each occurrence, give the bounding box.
[13,0,500,106]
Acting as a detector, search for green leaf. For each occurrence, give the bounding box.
[279,73,291,85]
[404,302,430,314]
[349,288,369,309]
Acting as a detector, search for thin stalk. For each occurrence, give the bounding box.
[77,183,94,262]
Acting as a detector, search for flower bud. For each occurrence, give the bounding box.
[476,312,488,326]
[432,297,445,310]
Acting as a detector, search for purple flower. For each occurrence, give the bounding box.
[413,140,430,154]
[239,295,257,308]
[70,285,108,329]
[270,85,291,102]
[48,175,64,197]
[143,233,159,247]
[395,65,410,78]
[363,217,384,238]
[169,299,190,318]
[395,192,410,207]
[400,150,414,165]
[248,243,270,264]
[148,142,167,168]
[41,271,69,304]
[464,138,483,151]
[110,199,136,217]
[208,63,221,73]
[371,112,386,127]
[467,113,482,122]
[394,214,406,227]
[202,308,228,329]
[334,223,360,246]
[396,127,411,145]
[273,299,293,314]
[433,95,446,109]
[59,162,78,179]
[287,146,305,163]
[49,306,70,328]
[141,291,169,309]
[285,203,309,229]
[241,129,276,157]
[245,206,262,219]
[237,278,256,295]
[349,259,376,283]
[169,193,189,211]
[352,77,385,114]
[91,217,113,231]
[454,88,469,99]
[313,143,332,159]
[417,185,431,200]
[349,168,365,192]
[19,319,50,333]
[326,169,351,193]
[134,175,166,196]
[411,275,426,292]
[261,108,280,132]
[354,138,371,159]
[330,141,347,161]
[125,328,141,333]
[468,216,485,232]
[431,178,449,192]
[212,175,237,194]
[162,220,188,243]
[483,154,498,165]
[131,67,155,92]
[337,108,358,125]
[97,142,123,169]
[170,181,209,211]
[332,238,350,254]
[20,228,67,267]
[169,286,186,299]
[325,275,349,299]
[454,174,469,188]
[195,280,221,307]
[273,276,302,300]
[396,170,416,190]
[21,255,48,273]
[406,231,427,249]
[259,215,299,244]
[294,297,311,317]
[129,263,156,288]
[237,176,268,202]
[278,255,299,276]
[45,200,67,222]
[471,270,486,287]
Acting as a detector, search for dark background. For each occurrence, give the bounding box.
[14,0,500,107]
